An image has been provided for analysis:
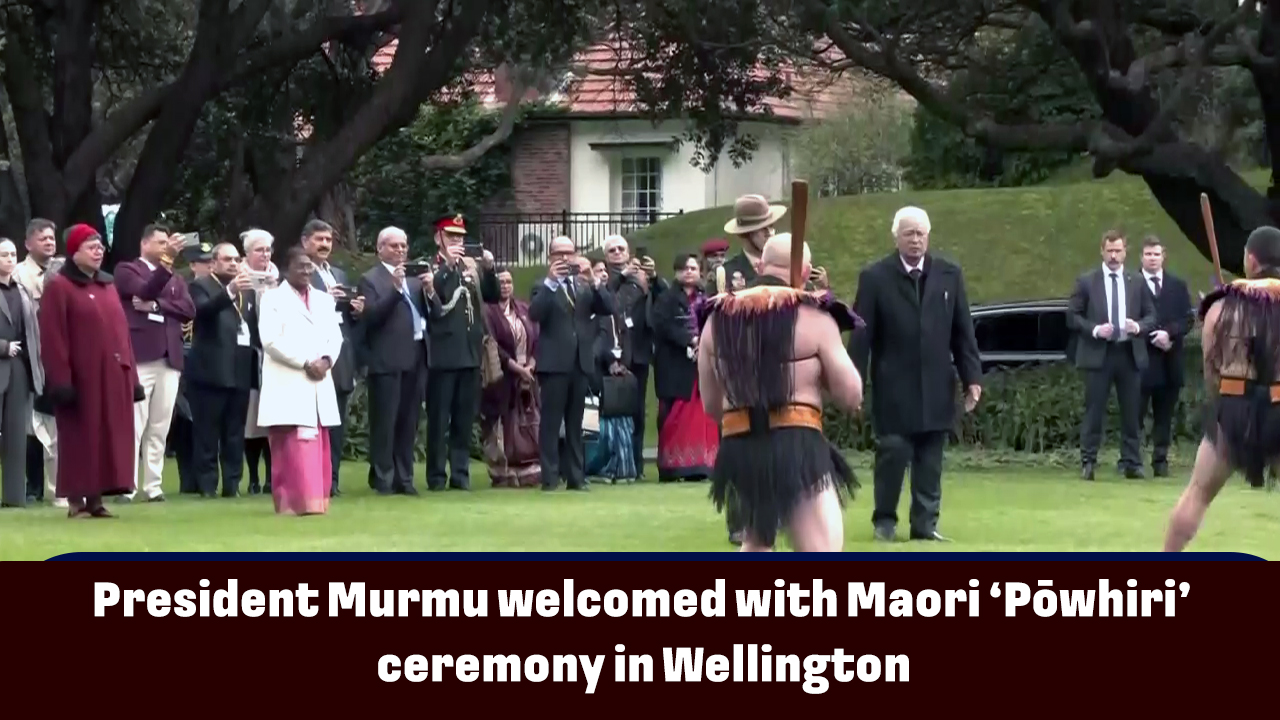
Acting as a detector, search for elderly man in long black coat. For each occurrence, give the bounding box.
[848,206,982,543]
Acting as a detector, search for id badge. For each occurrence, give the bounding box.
[624,316,634,328]
[146,313,164,324]
[236,321,251,347]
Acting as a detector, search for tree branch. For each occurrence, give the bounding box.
[1096,2,1253,162]
[60,7,402,201]
[420,78,525,170]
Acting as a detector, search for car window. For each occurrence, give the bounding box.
[1037,311,1070,353]
[974,312,1040,353]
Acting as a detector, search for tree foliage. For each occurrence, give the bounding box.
[770,0,1280,273]
[791,92,912,195]
[348,100,521,257]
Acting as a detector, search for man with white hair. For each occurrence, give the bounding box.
[357,226,431,495]
[698,233,864,551]
[603,233,663,476]
[848,206,982,543]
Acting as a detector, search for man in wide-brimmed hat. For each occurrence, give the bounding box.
[721,194,829,293]
[721,195,786,292]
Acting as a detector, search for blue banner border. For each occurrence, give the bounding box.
[44,552,1266,561]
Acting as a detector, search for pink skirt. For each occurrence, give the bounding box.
[267,423,332,516]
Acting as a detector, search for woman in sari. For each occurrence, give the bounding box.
[479,268,542,487]
[255,247,343,516]
[241,228,279,494]
[650,253,720,481]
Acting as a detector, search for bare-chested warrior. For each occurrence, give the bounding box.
[696,233,864,551]
[1164,226,1280,552]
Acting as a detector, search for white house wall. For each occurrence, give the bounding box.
[568,118,792,243]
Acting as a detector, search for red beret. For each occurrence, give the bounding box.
[701,237,729,256]
[436,214,467,235]
[65,224,100,258]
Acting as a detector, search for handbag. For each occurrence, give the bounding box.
[479,307,504,387]
[507,386,541,465]
[600,373,639,418]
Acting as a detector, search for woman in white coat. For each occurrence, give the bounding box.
[256,247,343,516]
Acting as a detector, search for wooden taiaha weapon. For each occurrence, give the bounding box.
[790,179,809,289]
[1200,192,1223,286]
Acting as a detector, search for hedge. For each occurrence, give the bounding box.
[338,346,1207,461]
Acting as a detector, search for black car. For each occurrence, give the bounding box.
[970,299,1077,373]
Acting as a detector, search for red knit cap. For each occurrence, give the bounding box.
[65,224,100,257]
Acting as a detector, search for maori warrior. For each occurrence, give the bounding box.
[1164,225,1280,552]
[696,233,864,551]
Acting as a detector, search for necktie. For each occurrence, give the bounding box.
[1109,272,1121,338]
[1151,276,1161,296]
[909,268,922,300]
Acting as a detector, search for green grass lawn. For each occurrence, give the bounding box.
[3,456,1276,559]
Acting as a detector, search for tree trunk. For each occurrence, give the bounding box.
[1043,0,1269,276]
[245,0,492,249]
[317,181,359,251]
[0,103,26,242]
[109,0,263,266]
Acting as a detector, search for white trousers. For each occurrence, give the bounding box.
[129,360,181,499]
[31,412,60,505]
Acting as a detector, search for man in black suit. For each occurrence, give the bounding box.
[303,219,365,496]
[1136,235,1194,477]
[603,235,664,475]
[849,206,982,543]
[1067,229,1158,480]
[187,242,260,498]
[530,236,615,491]
[424,213,499,491]
[358,226,430,495]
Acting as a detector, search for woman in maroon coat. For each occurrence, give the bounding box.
[40,224,144,518]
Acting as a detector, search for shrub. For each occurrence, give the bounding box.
[339,350,1207,461]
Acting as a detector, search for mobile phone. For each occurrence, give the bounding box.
[463,242,484,258]
[635,245,648,259]
[403,263,432,277]
[567,264,580,277]
[175,232,201,248]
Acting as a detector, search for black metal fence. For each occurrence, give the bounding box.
[473,211,684,267]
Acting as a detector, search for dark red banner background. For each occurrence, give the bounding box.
[3,559,1271,713]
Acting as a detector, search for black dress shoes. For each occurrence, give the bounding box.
[1152,462,1169,477]
[1123,466,1145,479]
[911,530,950,542]
[1081,462,1096,481]
[873,526,896,543]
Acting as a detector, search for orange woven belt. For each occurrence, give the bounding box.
[721,404,823,437]
[1219,378,1280,403]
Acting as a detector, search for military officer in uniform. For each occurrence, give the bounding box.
[424,214,500,491]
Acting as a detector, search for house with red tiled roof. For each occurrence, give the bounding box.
[373,38,858,262]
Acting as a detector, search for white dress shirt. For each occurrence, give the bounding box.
[1096,263,1128,340]
[1143,269,1163,296]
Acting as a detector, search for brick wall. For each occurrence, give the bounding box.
[481,122,571,215]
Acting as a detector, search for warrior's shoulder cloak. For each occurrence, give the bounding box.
[696,283,864,333]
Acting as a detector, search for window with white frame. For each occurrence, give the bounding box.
[620,156,663,214]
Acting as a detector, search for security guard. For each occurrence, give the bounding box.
[424,213,500,491]
[167,242,213,493]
